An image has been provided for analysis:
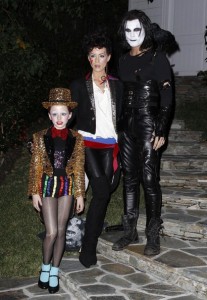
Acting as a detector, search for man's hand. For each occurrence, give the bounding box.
[150,131,165,151]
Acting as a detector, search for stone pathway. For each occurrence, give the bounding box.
[98,230,207,299]
[0,251,201,300]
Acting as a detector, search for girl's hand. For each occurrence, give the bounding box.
[32,194,42,212]
[76,196,84,213]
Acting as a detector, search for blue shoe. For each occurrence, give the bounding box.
[38,264,50,289]
[48,266,59,294]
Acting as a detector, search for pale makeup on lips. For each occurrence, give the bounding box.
[125,19,145,48]
[48,105,72,130]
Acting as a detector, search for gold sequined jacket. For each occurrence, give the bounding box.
[28,128,85,199]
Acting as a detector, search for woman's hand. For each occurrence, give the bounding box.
[76,196,84,213]
[32,194,42,212]
[150,131,165,151]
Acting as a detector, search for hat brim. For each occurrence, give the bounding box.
[42,101,78,109]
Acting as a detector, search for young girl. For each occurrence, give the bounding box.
[28,88,85,294]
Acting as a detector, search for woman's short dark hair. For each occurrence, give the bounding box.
[82,30,112,55]
[118,9,153,50]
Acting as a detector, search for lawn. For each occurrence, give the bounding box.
[0,148,43,277]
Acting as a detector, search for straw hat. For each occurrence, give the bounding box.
[42,88,77,109]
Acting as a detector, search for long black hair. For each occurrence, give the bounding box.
[118,10,153,51]
[118,9,179,55]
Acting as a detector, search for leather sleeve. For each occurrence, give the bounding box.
[155,105,172,138]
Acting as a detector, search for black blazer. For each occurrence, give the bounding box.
[70,73,123,134]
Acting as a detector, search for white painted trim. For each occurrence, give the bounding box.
[162,0,174,31]
[202,0,207,70]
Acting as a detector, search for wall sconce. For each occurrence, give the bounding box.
[148,0,154,3]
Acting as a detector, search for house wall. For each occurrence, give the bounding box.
[128,0,207,76]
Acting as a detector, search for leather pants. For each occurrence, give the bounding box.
[80,147,113,266]
[119,108,162,226]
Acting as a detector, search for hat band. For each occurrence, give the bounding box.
[49,99,70,102]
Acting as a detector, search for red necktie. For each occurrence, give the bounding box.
[51,127,68,140]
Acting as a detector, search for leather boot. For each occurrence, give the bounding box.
[144,218,163,256]
[112,214,139,251]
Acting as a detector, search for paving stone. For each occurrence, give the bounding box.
[199,219,207,225]
[97,255,114,265]
[189,240,207,247]
[167,296,201,300]
[171,119,185,130]
[156,250,206,268]
[184,232,204,239]
[142,282,185,296]
[60,257,85,272]
[0,290,27,299]
[100,231,123,243]
[101,263,135,275]
[184,266,207,282]
[201,256,207,262]
[125,272,155,285]
[69,268,104,284]
[0,277,37,290]
[101,274,131,288]
[186,210,207,217]
[121,289,164,299]
[31,294,72,299]
[101,231,145,245]
[27,283,65,295]
[160,236,190,249]
[163,213,200,223]
[80,284,115,295]
[90,297,126,300]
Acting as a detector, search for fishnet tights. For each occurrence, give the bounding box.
[41,196,73,267]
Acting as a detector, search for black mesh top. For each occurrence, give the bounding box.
[53,137,66,176]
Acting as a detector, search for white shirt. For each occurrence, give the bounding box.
[78,80,117,143]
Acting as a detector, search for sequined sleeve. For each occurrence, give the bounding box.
[73,133,85,199]
[28,132,43,196]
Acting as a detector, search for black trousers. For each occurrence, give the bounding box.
[119,110,162,226]
[82,147,114,256]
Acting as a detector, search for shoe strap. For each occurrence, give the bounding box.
[40,270,50,274]
[49,274,59,278]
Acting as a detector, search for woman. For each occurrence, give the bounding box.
[112,10,178,256]
[70,31,123,268]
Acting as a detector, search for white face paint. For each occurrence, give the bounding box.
[125,19,145,48]
[48,105,71,130]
